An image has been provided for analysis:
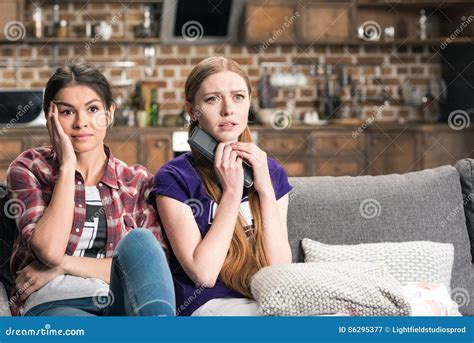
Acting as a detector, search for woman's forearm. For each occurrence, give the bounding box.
[259,190,292,265]
[191,191,242,287]
[31,165,76,267]
[62,256,112,284]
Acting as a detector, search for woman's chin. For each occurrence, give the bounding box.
[213,127,244,142]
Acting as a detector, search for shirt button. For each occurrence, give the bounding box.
[109,243,113,247]
[98,183,103,187]
[75,228,80,232]
[77,181,82,185]
[78,204,83,208]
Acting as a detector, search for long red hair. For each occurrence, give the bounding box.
[185,57,269,297]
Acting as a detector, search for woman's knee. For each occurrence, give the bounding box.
[114,228,165,260]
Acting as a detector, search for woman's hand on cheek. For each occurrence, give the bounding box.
[230,142,274,196]
[48,102,76,168]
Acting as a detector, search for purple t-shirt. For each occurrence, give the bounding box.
[150,152,293,316]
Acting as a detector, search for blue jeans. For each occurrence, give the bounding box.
[25,229,175,316]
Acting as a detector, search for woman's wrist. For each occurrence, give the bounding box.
[59,164,76,176]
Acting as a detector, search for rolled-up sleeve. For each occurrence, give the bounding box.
[6,158,46,252]
[136,174,169,258]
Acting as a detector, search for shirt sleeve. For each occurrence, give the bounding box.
[149,164,190,204]
[6,157,46,253]
[268,159,293,200]
[135,172,169,257]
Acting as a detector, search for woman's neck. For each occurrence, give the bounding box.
[75,145,108,186]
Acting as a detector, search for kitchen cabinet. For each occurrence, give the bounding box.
[245,0,297,44]
[298,2,353,42]
[243,0,473,46]
[365,130,421,175]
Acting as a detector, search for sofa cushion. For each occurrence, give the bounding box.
[0,183,15,297]
[250,261,410,316]
[288,165,473,315]
[455,158,474,262]
[302,239,454,288]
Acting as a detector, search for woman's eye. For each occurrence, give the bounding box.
[234,94,245,101]
[205,96,219,104]
[89,106,99,113]
[60,109,74,115]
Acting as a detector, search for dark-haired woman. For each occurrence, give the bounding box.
[7,63,175,316]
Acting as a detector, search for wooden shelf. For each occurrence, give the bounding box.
[41,0,163,3]
[2,36,469,47]
[0,38,161,45]
[356,0,474,7]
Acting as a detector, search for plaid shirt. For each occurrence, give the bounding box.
[6,145,167,315]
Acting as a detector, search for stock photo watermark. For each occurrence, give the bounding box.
[352,101,389,139]
[440,16,474,49]
[258,12,300,52]
[1,101,35,135]
[3,21,26,41]
[448,110,471,131]
[181,21,204,42]
[359,198,382,219]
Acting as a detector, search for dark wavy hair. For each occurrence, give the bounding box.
[43,63,114,124]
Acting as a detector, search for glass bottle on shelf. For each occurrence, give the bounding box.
[148,88,160,127]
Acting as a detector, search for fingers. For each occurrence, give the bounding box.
[214,142,226,167]
[51,103,66,137]
[221,144,233,168]
[233,150,256,167]
[19,282,38,302]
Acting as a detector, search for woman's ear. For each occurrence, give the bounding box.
[185,101,196,121]
[107,103,116,128]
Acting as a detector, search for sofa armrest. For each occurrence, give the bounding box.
[0,282,11,316]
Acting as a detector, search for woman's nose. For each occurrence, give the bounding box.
[73,111,89,129]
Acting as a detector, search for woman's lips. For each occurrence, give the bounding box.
[218,123,237,131]
[71,134,93,141]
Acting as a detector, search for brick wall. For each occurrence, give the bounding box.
[0,2,442,122]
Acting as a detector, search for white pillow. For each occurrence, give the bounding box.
[302,239,454,288]
[250,261,411,316]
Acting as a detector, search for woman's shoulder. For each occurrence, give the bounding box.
[9,146,55,173]
[112,158,153,188]
[155,152,197,179]
[266,157,286,174]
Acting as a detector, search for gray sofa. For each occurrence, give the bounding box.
[287,159,473,316]
[1,159,473,316]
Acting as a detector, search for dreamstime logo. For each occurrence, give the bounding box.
[352,101,388,139]
[451,287,469,308]
[91,110,111,130]
[359,198,381,219]
[182,198,204,219]
[358,21,382,41]
[258,12,300,52]
[92,290,114,309]
[3,21,26,41]
[181,21,204,42]
[448,110,470,131]
[184,105,203,129]
[441,193,473,227]
[270,111,292,131]
[84,7,125,49]
[4,199,25,219]
[1,101,35,135]
[441,16,474,49]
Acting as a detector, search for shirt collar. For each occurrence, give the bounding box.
[99,145,120,190]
